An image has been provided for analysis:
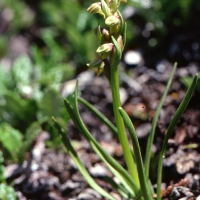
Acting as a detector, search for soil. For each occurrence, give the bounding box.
[5,62,200,200]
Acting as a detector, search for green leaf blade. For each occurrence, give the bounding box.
[156,74,198,200]
[78,97,118,137]
[119,107,153,200]
[145,62,177,180]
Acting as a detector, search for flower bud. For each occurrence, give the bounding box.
[102,28,110,41]
[87,3,102,14]
[96,43,114,54]
[105,16,120,27]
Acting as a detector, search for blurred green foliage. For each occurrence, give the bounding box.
[0,124,23,162]
[0,151,17,200]
[0,151,5,183]
[0,0,99,67]
[0,55,72,161]
[0,183,17,200]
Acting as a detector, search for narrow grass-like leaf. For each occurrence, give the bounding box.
[78,97,117,137]
[148,179,155,196]
[119,107,154,200]
[156,74,198,200]
[104,176,132,199]
[52,118,118,200]
[145,63,177,180]
[64,98,87,139]
[64,80,141,197]
[105,164,136,198]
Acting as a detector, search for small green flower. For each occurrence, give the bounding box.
[105,16,120,27]
[87,3,102,14]
[96,43,114,54]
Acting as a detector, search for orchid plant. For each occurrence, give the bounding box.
[53,0,198,199]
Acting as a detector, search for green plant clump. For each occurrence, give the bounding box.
[53,0,198,199]
[0,151,17,200]
[0,53,75,158]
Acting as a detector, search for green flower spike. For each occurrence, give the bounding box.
[87,3,102,14]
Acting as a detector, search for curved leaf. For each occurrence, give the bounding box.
[119,107,153,200]
[156,74,198,200]
[145,62,177,180]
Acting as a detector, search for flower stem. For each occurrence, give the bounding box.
[110,65,140,186]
